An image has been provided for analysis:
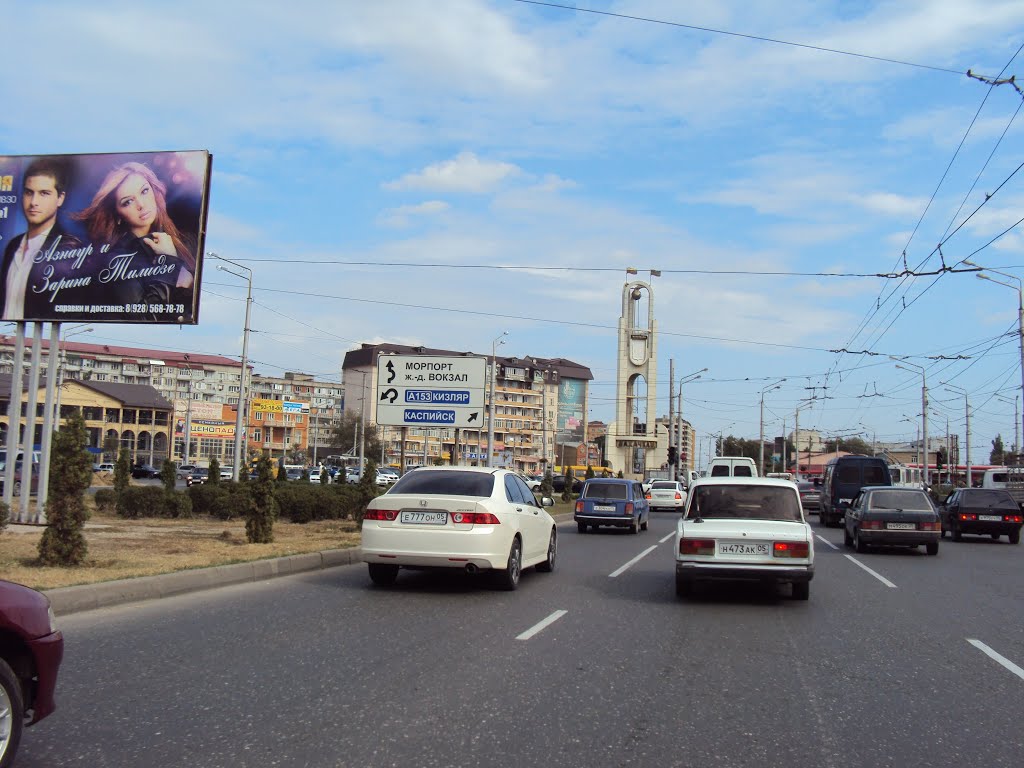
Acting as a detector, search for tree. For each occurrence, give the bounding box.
[585,465,595,480]
[208,456,221,487]
[328,412,382,461]
[839,437,873,456]
[160,458,176,493]
[991,434,1005,465]
[114,448,131,516]
[561,468,574,503]
[38,410,93,566]
[102,432,120,461]
[245,455,276,543]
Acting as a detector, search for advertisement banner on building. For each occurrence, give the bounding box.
[173,399,223,421]
[251,399,310,415]
[0,150,212,324]
[175,419,234,439]
[556,378,585,447]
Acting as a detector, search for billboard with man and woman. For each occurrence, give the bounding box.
[0,150,212,324]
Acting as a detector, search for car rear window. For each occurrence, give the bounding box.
[710,465,729,477]
[862,464,888,484]
[687,485,802,521]
[650,482,677,490]
[389,470,494,497]
[583,483,628,499]
[964,490,1018,508]
[734,465,753,477]
[868,490,932,511]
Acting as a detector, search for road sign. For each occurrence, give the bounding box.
[376,354,487,428]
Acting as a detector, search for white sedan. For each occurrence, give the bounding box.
[647,480,687,512]
[361,467,557,590]
[675,477,814,600]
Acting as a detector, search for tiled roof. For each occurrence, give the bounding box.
[0,335,241,368]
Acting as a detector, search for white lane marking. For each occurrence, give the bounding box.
[659,532,675,544]
[844,554,897,588]
[609,545,659,578]
[516,610,568,641]
[815,534,839,551]
[967,639,1024,681]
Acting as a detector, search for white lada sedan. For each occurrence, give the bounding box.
[361,467,557,590]
[675,477,814,600]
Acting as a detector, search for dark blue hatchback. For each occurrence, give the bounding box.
[574,478,650,534]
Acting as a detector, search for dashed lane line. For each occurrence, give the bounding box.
[516,610,568,640]
[967,639,1024,681]
[609,545,659,578]
[844,554,897,588]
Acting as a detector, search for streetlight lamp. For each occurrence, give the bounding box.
[944,383,971,487]
[486,331,508,468]
[892,358,929,488]
[675,368,707,480]
[759,379,786,473]
[967,260,1024,452]
[717,422,736,457]
[212,253,253,482]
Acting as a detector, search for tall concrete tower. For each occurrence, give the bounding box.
[607,280,658,477]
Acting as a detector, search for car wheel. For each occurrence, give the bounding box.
[941,525,947,538]
[496,537,522,590]
[791,582,810,600]
[536,529,557,573]
[854,528,868,554]
[951,523,962,542]
[843,524,853,547]
[577,521,587,534]
[675,576,692,598]
[641,515,649,532]
[926,542,939,556]
[631,517,639,535]
[367,563,399,587]
[1010,529,1021,545]
[0,656,25,768]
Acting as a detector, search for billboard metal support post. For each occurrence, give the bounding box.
[20,324,43,523]
[37,322,61,519]
[3,323,27,510]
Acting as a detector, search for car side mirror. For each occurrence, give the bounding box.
[541,496,555,507]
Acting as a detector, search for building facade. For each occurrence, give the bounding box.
[247,372,344,464]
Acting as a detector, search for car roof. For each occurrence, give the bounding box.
[690,476,798,489]
[401,465,502,475]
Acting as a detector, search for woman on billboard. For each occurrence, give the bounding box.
[75,161,196,318]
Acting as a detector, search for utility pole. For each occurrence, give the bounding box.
[183,376,194,465]
[668,359,675,480]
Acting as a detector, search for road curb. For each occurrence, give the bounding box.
[45,547,364,616]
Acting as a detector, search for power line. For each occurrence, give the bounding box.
[510,0,971,75]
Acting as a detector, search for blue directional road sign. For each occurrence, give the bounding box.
[376,354,487,428]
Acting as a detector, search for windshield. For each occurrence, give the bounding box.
[963,490,1018,509]
[868,490,932,511]
[389,470,494,497]
[687,485,802,522]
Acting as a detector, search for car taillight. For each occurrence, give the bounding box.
[959,513,978,521]
[364,508,398,521]
[452,512,500,525]
[1009,515,1024,524]
[624,502,634,515]
[680,538,715,555]
[675,492,682,500]
[861,520,883,530]
[575,501,583,513]
[918,521,940,531]
[773,541,810,558]
[645,493,652,500]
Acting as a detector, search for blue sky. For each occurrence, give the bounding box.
[4,0,1024,464]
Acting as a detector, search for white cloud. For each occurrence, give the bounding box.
[377,200,452,229]
[383,152,522,193]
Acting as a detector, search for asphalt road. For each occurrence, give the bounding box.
[16,513,1024,767]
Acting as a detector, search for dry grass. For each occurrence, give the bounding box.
[0,498,360,591]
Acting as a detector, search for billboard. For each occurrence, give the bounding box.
[0,150,212,324]
[175,417,235,439]
[251,399,310,415]
[556,378,586,446]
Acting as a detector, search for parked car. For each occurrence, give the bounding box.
[0,579,64,766]
[939,488,1023,544]
[574,477,649,534]
[844,486,940,555]
[361,466,557,589]
[796,481,821,513]
[551,474,583,493]
[219,466,234,481]
[379,467,400,483]
[94,462,115,474]
[524,474,545,491]
[675,477,814,599]
[646,480,687,512]
[175,464,198,480]
[131,464,162,479]
[186,467,210,486]
[285,468,305,481]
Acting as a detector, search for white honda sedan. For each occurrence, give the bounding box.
[361,467,557,590]
[675,477,814,600]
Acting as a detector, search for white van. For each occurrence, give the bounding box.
[707,456,759,478]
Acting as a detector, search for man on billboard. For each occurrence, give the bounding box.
[0,158,83,320]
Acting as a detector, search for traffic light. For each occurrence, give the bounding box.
[668,445,678,466]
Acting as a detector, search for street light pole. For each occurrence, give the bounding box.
[212,254,253,482]
[675,368,707,480]
[487,331,507,468]
[759,379,786,474]
[945,383,971,487]
[969,261,1024,455]
[894,359,929,488]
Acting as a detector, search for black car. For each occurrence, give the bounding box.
[939,488,1023,544]
[844,486,941,555]
[131,464,162,479]
[551,474,583,493]
[796,481,821,513]
[186,467,210,486]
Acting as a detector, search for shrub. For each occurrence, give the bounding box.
[0,499,8,533]
[93,488,116,512]
[118,486,166,518]
[38,410,93,566]
[208,456,221,487]
[164,492,193,519]
[247,456,277,543]
[160,459,176,493]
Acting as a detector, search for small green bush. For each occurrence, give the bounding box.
[93,488,116,512]
[188,483,232,517]
[164,492,193,519]
[0,499,8,532]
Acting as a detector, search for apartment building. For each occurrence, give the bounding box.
[341,343,593,474]
[247,372,344,463]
